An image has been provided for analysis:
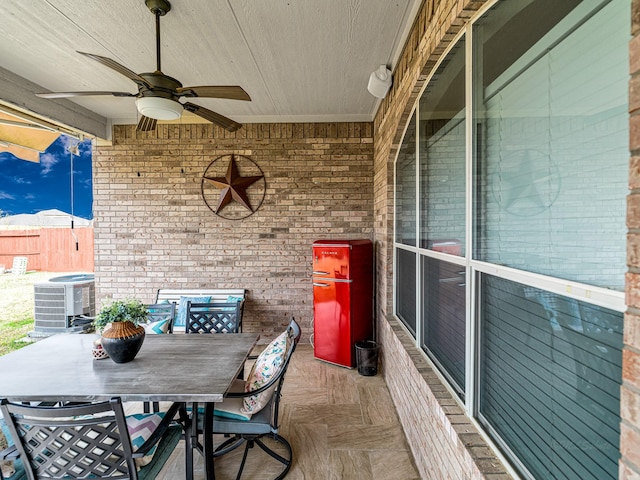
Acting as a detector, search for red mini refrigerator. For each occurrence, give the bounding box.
[312,239,373,368]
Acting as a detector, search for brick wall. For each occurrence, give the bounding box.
[624,1,640,478]
[379,318,507,479]
[92,122,373,342]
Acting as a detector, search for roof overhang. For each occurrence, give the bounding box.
[0,66,109,141]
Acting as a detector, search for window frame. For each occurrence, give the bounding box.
[391,1,627,478]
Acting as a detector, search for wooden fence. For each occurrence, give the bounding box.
[0,227,94,272]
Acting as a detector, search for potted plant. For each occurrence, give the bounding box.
[94,298,148,364]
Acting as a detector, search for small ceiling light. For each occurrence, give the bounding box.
[135,97,183,120]
[367,64,392,99]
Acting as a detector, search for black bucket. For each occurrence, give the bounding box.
[355,340,379,376]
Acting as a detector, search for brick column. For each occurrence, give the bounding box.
[623,1,640,477]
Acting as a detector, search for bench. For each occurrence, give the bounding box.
[154,288,247,333]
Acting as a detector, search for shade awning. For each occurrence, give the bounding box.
[0,111,61,163]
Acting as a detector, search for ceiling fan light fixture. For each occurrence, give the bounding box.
[135,96,182,120]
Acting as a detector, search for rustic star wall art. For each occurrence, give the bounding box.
[201,154,266,220]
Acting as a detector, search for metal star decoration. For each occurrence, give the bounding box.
[203,154,264,213]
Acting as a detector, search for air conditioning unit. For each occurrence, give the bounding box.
[33,274,95,335]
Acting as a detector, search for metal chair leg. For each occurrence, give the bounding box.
[214,433,292,480]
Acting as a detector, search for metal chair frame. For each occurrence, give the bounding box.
[198,318,301,480]
[144,303,176,333]
[186,302,242,334]
[0,398,182,480]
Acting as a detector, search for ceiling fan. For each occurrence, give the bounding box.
[36,0,250,132]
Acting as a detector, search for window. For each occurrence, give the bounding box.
[417,36,467,397]
[419,38,466,255]
[395,112,417,247]
[396,248,417,335]
[393,0,627,478]
[475,0,628,291]
[479,275,622,480]
[421,256,466,396]
[395,112,418,334]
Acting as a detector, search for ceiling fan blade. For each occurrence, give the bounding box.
[183,102,242,132]
[176,86,251,101]
[136,115,157,132]
[36,91,135,99]
[77,51,153,89]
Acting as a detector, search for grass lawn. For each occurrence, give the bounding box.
[0,271,55,356]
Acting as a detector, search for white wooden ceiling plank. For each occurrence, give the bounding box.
[230,0,412,116]
[157,0,272,116]
[0,0,421,124]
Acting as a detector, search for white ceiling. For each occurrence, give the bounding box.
[0,0,421,138]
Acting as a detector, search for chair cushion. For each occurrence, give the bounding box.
[142,318,171,334]
[213,379,252,421]
[242,331,289,414]
[126,411,166,467]
[175,296,211,328]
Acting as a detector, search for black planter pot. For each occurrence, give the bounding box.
[100,322,146,364]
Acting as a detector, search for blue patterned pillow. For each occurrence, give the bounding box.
[126,411,166,467]
[143,318,171,334]
[148,299,170,312]
[175,296,211,328]
[223,295,244,312]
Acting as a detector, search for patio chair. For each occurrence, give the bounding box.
[196,317,301,480]
[140,303,177,413]
[144,302,176,334]
[0,398,183,480]
[9,257,27,276]
[185,301,242,334]
[1,402,73,480]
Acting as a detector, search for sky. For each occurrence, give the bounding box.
[0,134,93,219]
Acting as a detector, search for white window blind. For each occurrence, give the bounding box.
[477,0,628,291]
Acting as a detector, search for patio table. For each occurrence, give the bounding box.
[0,332,259,480]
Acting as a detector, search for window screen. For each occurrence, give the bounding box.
[396,113,417,246]
[479,275,622,480]
[396,248,416,335]
[419,37,466,254]
[475,0,629,291]
[421,256,466,396]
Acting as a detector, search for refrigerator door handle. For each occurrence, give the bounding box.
[312,270,330,276]
[313,278,352,284]
[313,282,331,287]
